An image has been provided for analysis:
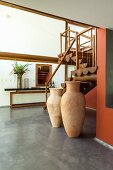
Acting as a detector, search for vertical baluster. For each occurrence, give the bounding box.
[60,33,62,56]
[76,35,79,69]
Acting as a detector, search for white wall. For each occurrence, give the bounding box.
[0,60,65,106]
[0,5,65,56]
[0,5,66,106]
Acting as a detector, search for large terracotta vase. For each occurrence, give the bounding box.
[61,81,85,137]
[47,88,63,128]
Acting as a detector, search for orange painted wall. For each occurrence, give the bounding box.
[96,28,113,146]
[85,87,97,109]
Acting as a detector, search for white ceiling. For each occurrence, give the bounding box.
[3,0,113,29]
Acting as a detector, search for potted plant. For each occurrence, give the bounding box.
[11,61,30,88]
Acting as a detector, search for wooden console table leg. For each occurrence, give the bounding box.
[10,92,13,109]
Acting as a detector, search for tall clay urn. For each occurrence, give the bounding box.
[47,88,63,128]
[61,81,85,137]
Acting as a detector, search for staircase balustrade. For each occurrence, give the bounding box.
[45,26,97,104]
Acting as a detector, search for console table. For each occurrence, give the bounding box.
[4,87,49,108]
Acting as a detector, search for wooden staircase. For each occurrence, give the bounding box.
[58,48,93,65]
[45,26,97,103]
[58,27,96,67]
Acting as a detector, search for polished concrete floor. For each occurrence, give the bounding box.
[0,107,113,170]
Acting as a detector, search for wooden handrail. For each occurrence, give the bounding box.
[62,29,69,35]
[62,28,76,35]
[80,40,91,46]
[83,47,92,52]
[62,34,75,39]
[77,27,93,37]
[46,37,76,86]
[70,29,77,33]
[45,37,76,102]
[81,34,92,39]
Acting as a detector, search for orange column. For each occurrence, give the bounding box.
[96,28,113,146]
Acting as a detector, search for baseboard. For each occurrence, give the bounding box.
[0,105,10,108]
[86,107,96,111]
[0,102,45,108]
[11,102,45,108]
[94,138,113,150]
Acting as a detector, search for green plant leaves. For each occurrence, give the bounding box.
[10,61,31,76]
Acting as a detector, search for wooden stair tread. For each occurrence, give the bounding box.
[72,74,97,82]
[58,49,93,64]
[58,51,92,57]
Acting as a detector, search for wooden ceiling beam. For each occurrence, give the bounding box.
[0,52,58,63]
[0,52,76,65]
